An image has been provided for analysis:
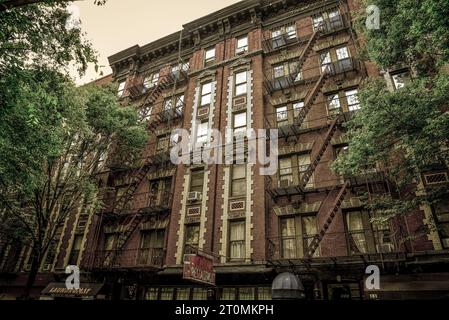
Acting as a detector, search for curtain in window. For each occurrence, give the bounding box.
[346,212,367,254]
[185,225,200,248]
[160,288,174,300]
[220,288,236,300]
[230,221,245,259]
[239,288,255,300]
[176,288,190,300]
[192,288,208,300]
[281,218,296,258]
[231,165,246,196]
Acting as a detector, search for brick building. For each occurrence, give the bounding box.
[1,0,449,300]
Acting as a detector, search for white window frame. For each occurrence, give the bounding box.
[200,82,212,106]
[236,36,248,53]
[205,47,216,64]
[235,70,247,96]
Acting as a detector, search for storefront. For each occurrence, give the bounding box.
[40,282,106,300]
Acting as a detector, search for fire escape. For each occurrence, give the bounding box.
[93,59,188,269]
[264,20,353,264]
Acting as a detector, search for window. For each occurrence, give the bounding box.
[185,224,200,252]
[271,24,296,41]
[281,217,297,258]
[279,157,293,186]
[236,36,248,53]
[239,288,255,300]
[272,61,301,81]
[285,25,297,39]
[233,112,247,135]
[176,288,190,300]
[320,51,332,73]
[392,70,411,90]
[313,15,324,30]
[156,135,169,151]
[229,221,245,260]
[345,89,360,111]
[327,94,341,116]
[371,213,394,253]
[313,9,343,31]
[231,165,246,197]
[435,199,449,249]
[139,230,164,265]
[302,216,319,257]
[276,106,288,126]
[139,106,152,122]
[192,288,208,300]
[235,70,247,96]
[171,62,189,74]
[293,101,304,118]
[220,288,236,300]
[160,288,174,300]
[196,121,209,145]
[104,233,116,251]
[117,81,126,97]
[143,72,159,89]
[163,94,184,111]
[68,235,83,265]
[190,170,204,193]
[200,82,212,106]
[336,46,352,71]
[298,154,313,187]
[205,47,216,65]
[144,288,159,300]
[346,211,368,254]
[257,288,272,300]
[175,94,184,109]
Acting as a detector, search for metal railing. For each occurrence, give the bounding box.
[84,248,165,270]
[267,230,399,261]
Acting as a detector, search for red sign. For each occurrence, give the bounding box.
[183,254,216,286]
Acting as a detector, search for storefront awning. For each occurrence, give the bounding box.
[41,282,104,298]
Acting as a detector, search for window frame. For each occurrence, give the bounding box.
[231,164,246,197]
[204,47,216,65]
[236,36,248,53]
[234,70,248,96]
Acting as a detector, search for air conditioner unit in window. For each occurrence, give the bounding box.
[187,192,202,202]
[279,179,292,188]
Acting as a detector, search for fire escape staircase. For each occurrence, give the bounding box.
[101,71,178,268]
[304,179,350,260]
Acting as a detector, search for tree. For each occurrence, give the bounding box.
[0,68,148,298]
[0,0,107,13]
[333,0,449,235]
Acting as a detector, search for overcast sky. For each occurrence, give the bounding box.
[72,0,242,84]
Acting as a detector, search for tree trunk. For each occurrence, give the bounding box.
[22,250,40,300]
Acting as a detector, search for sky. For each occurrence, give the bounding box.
[72,0,242,84]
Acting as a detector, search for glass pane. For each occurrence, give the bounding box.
[313,16,324,29]
[346,211,364,231]
[234,112,247,128]
[286,25,296,38]
[192,288,207,300]
[276,106,288,122]
[144,288,158,300]
[230,222,245,241]
[282,239,296,258]
[336,47,349,60]
[239,288,255,300]
[202,82,212,95]
[176,288,190,300]
[237,37,248,49]
[349,233,367,254]
[233,165,246,179]
[346,89,360,111]
[328,94,341,112]
[201,93,211,106]
[302,216,317,235]
[205,48,215,60]
[160,288,174,300]
[185,225,200,246]
[281,218,296,236]
[235,71,247,84]
[272,29,282,38]
[258,288,272,300]
[221,288,236,300]
[232,180,246,196]
[293,102,304,117]
[235,83,247,96]
[273,65,285,78]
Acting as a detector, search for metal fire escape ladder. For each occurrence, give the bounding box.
[304,180,350,259]
[291,25,322,82]
[102,70,178,268]
[297,117,340,191]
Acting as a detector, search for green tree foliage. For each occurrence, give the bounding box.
[334,0,449,229]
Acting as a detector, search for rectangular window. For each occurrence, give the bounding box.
[235,70,247,96]
[192,288,208,300]
[327,94,341,116]
[104,233,116,251]
[279,157,293,185]
[200,82,212,106]
[435,199,449,249]
[196,121,209,145]
[257,288,272,300]
[68,234,83,265]
[175,94,184,109]
[293,101,304,118]
[336,46,352,71]
[231,165,246,197]
[205,47,216,65]
[229,221,245,260]
[185,224,200,252]
[156,135,169,151]
[190,170,204,193]
[273,64,285,79]
[320,51,332,73]
[143,72,159,89]
[144,288,159,300]
[371,212,394,253]
[302,215,319,257]
[139,230,164,265]
[236,36,248,53]
[276,106,288,126]
[298,154,313,187]
[239,288,255,300]
[160,288,174,300]
[176,288,190,300]
[233,112,247,135]
[281,217,297,258]
[285,24,297,39]
[346,211,368,254]
[220,288,236,300]
[117,81,126,97]
[345,89,360,111]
